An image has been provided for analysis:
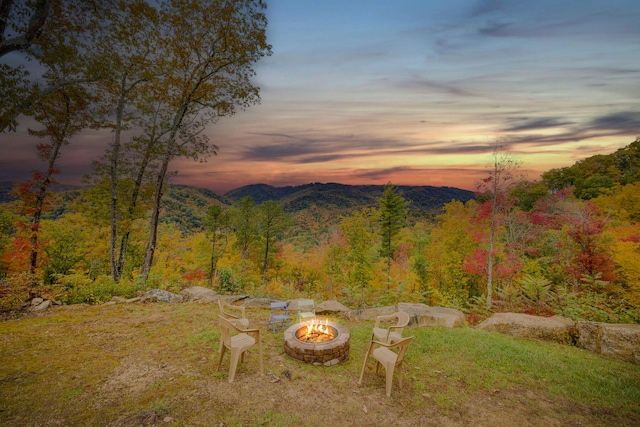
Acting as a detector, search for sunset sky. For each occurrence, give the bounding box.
[2,0,640,194]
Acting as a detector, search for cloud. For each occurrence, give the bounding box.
[240,131,426,163]
[588,111,640,132]
[396,77,478,98]
[503,117,574,132]
[469,0,509,18]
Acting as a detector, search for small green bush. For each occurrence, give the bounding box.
[61,275,138,305]
[217,266,238,293]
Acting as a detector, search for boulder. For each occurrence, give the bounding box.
[31,300,51,312]
[316,300,350,314]
[143,289,183,303]
[31,297,44,306]
[180,286,217,303]
[398,303,466,328]
[345,305,396,321]
[477,313,575,344]
[577,321,640,365]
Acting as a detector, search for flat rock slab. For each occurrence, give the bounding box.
[316,300,350,314]
[345,305,396,321]
[398,303,466,328]
[477,313,575,344]
[179,287,248,304]
[143,289,183,303]
[577,321,640,365]
[180,286,217,303]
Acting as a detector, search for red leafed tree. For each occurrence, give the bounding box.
[564,201,618,286]
[14,85,92,285]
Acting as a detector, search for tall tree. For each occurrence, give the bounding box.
[90,0,161,282]
[340,209,376,306]
[232,196,258,261]
[321,227,346,299]
[410,223,431,297]
[204,204,231,287]
[428,200,478,303]
[378,182,409,288]
[476,143,521,308]
[139,0,271,281]
[13,82,93,280]
[256,200,291,285]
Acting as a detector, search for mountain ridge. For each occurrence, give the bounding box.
[224,182,475,213]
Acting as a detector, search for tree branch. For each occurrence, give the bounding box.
[0,0,52,58]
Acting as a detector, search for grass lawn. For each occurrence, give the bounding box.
[1,302,639,426]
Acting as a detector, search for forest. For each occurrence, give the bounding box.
[1,1,639,324]
[1,139,640,325]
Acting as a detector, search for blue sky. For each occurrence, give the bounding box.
[2,0,640,193]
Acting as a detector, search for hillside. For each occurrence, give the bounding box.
[225,182,475,215]
[0,181,475,232]
[161,184,232,231]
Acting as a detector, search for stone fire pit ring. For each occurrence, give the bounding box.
[283,320,350,366]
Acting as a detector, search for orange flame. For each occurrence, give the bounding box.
[304,318,331,339]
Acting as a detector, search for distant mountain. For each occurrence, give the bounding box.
[0,181,82,203]
[0,181,475,232]
[162,185,232,231]
[224,182,475,217]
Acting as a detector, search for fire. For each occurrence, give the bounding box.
[301,318,335,343]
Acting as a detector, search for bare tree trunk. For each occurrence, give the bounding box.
[261,237,269,286]
[139,149,171,282]
[486,151,500,309]
[109,77,128,282]
[29,138,63,275]
[115,110,162,280]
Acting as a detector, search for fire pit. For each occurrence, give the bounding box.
[283,318,350,366]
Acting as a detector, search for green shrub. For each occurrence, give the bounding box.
[217,266,238,293]
[553,285,640,323]
[61,275,138,305]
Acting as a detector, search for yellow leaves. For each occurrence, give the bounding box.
[592,182,640,225]
[611,225,640,305]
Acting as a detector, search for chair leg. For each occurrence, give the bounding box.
[384,363,394,397]
[397,363,403,389]
[217,345,227,371]
[228,348,242,383]
[358,351,370,385]
[257,338,264,375]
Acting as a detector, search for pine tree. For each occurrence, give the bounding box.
[379,182,409,288]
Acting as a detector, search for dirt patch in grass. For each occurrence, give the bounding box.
[1,302,638,427]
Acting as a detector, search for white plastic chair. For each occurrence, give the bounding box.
[296,299,316,323]
[217,315,263,383]
[218,299,249,329]
[372,311,409,344]
[358,336,414,397]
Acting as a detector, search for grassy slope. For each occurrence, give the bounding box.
[1,303,638,427]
